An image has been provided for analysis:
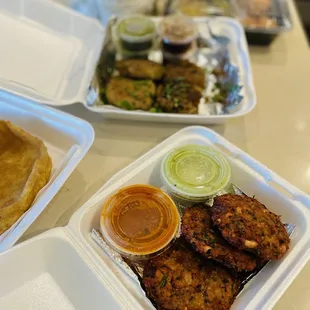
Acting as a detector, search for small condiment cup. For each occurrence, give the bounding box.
[116,15,156,53]
[158,15,198,56]
[161,144,231,203]
[100,184,180,260]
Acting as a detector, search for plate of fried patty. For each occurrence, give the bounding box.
[142,194,290,310]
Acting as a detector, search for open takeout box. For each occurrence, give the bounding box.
[0,90,94,252]
[1,126,310,309]
[0,0,256,124]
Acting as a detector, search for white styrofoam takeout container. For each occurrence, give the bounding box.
[0,90,94,252]
[1,126,309,309]
[0,0,256,124]
[0,0,104,106]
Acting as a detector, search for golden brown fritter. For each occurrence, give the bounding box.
[116,59,164,80]
[0,121,52,235]
[106,77,155,110]
[164,60,205,88]
[182,205,257,272]
[156,79,202,114]
[143,244,240,310]
[212,194,290,260]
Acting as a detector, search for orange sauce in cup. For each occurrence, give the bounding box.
[100,184,180,259]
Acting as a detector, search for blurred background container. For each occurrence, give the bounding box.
[53,0,156,24]
[53,0,309,44]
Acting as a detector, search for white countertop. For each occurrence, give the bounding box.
[21,1,310,309]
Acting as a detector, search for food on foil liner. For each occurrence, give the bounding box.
[143,242,240,310]
[91,15,244,116]
[181,205,258,272]
[212,194,291,260]
[91,144,295,310]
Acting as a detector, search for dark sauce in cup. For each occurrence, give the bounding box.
[159,15,198,55]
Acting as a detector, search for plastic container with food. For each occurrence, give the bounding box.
[161,144,231,203]
[116,16,156,54]
[175,0,232,17]
[231,0,293,45]
[158,14,198,58]
[100,184,180,260]
[166,0,292,46]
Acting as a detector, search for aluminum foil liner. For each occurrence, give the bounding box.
[91,229,140,282]
[88,17,244,116]
[90,183,296,306]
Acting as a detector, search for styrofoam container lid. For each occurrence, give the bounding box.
[0,228,142,310]
[0,0,105,106]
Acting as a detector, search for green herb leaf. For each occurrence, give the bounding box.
[160,274,168,288]
[119,100,134,110]
[204,234,216,246]
[213,93,226,103]
[149,107,163,113]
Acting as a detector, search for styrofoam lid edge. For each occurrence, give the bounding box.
[0,0,105,106]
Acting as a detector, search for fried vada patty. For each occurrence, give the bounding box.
[182,205,257,272]
[156,79,202,114]
[116,59,164,80]
[106,77,156,110]
[164,60,205,88]
[143,244,240,310]
[212,194,290,260]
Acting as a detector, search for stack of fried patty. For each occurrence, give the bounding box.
[142,194,290,310]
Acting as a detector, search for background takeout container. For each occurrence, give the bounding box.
[231,0,293,45]
[165,0,292,46]
[0,0,256,125]
[0,90,94,252]
[0,126,309,309]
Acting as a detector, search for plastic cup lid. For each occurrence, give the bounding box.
[117,16,156,43]
[161,144,231,198]
[158,14,198,44]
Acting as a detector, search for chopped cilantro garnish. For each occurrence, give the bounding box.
[119,100,134,110]
[159,274,168,288]
[149,107,163,113]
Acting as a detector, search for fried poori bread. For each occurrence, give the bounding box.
[212,194,290,260]
[182,205,257,272]
[0,121,52,235]
[116,59,165,80]
[143,244,240,310]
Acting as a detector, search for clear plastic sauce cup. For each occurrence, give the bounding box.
[100,184,180,260]
[158,15,198,55]
[161,144,231,203]
[117,16,156,53]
